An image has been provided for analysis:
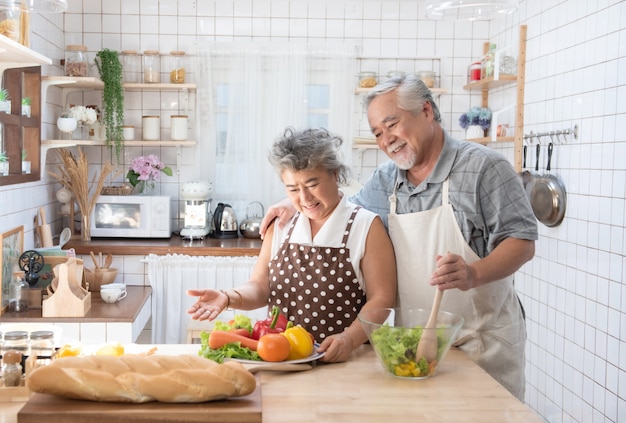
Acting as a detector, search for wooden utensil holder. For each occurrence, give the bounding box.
[42,258,91,317]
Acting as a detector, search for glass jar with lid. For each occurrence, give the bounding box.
[65,44,89,77]
[30,330,54,369]
[357,71,378,88]
[169,50,186,84]
[415,70,437,88]
[143,50,161,83]
[121,50,140,83]
[3,330,29,356]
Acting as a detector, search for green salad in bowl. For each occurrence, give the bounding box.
[358,308,463,379]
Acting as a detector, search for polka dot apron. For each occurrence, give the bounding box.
[267,207,365,341]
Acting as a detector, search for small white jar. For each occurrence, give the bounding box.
[170,115,188,140]
[123,125,135,140]
[142,116,160,140]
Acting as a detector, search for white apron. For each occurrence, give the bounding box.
[388,179,526,400]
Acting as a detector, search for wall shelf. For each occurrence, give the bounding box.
[463,25,527,172]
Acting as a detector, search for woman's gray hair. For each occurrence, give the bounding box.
[268,127,350,185]
[364,74,442,123]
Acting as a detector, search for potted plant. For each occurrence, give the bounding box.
[0,88,10,114]
[21,148,30,174]
[94,48,125,163]
[0,150,8,176]
[21,97,31,117]
[459,106,492,139]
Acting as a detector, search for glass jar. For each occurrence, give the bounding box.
[3,331,29,356]
[416,70,437,88]
[467,62,482,83]
[357,71,378,88]
[121,50,140,83]
[29,331,54,358]
[481,43,497,79]
[65,44,89,77]
[169,50,186,84]
[143,50,161,83]
[0,9,20,42]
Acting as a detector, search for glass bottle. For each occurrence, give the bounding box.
[30,330,54,368]
[121,50,140,83]
[169,50,186,84]
[143,50,161,83]
[65,44,89,77]
[8,275,28,312]
[481,43,497,79]
[2,350,23,387]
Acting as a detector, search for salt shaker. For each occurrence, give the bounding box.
[2,350,23,387]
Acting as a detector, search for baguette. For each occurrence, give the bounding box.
[27,354,256,403]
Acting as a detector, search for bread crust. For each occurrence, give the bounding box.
[27,355,256,403]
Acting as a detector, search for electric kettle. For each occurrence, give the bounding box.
[210,203,239,239]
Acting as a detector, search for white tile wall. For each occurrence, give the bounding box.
[1,1,624,421]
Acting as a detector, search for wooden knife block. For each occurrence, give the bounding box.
[42,259,91,317]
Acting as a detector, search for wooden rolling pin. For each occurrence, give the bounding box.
[39,207,54,248]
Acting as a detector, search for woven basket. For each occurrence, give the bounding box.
[101,185,133,196]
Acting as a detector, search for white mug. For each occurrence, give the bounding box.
[101,288,127,303]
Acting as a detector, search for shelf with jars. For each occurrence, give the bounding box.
[462,25,527,173]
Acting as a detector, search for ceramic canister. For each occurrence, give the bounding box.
[170,115,188,140]
[142,116,160,140]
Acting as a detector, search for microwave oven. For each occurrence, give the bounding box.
[90,195,172,238]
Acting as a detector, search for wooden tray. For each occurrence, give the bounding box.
[18,381,261,423]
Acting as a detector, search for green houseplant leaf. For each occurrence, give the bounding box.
[95,48,125,163]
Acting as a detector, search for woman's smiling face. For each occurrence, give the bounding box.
[281,166,340,222]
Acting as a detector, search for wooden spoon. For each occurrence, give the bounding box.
[103,254,113,269]
[416,288,443,363]
[90,251,100,270]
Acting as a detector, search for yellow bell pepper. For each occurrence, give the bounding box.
[282,325,314,360]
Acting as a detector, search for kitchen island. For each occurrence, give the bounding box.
[3,344,544,423]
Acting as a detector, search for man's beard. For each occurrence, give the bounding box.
[393,149,417,170]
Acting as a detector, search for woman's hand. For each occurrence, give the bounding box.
[259,198,297,239]
[186,289,228,321]
[318,332,355,363]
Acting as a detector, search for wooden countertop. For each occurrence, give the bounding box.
[64,235,262,257]
[0,287,151,323]
[2,344,544,422]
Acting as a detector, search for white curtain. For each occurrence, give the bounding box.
[194,42,357,219]
[146,254,266,344]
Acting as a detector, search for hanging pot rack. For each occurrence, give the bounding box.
[523,125,578,145]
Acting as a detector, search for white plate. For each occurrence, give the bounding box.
[231,344,325,365]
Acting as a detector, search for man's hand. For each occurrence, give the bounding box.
[259,198,296,239]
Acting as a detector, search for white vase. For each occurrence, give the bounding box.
[465,125,485,140]
[0,100,10,114]
[57,117,78,139]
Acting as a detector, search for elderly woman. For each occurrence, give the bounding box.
[188,127,396,362]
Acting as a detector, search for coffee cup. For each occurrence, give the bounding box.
[101,288,127,303]
[100,283,126,292]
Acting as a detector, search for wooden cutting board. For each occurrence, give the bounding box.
[18,382,261,423]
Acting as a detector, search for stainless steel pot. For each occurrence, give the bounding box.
[529,142,566,227]
[239,201,264,239]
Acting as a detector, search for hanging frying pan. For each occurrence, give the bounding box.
[520,144,531,188]
[525,142,541,199]
[530,142,566,227]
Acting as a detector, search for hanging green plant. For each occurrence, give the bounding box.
[94,48,124,162]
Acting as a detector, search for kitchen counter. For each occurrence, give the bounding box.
[0,287,150,323]
[2,344,544,422]
[64,235,262,257]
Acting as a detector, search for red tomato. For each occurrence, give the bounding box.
[257,334,291,362]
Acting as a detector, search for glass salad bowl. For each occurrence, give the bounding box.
[358,308,464,380]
